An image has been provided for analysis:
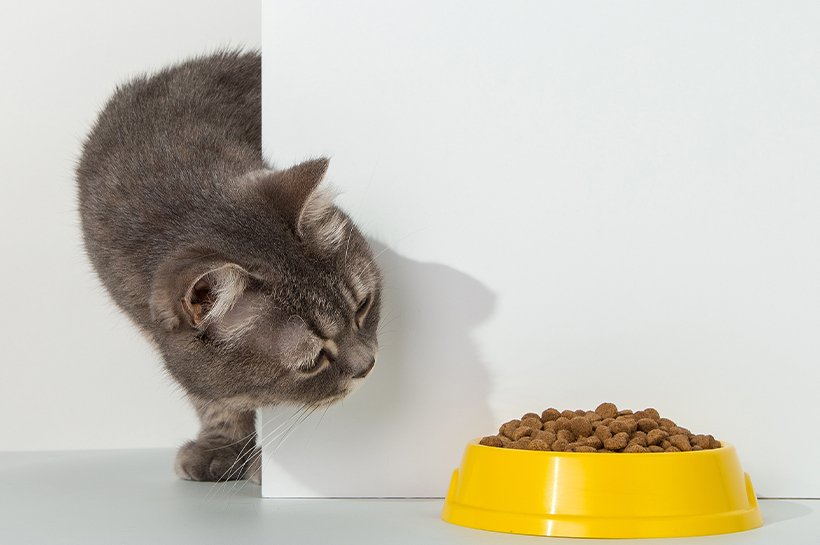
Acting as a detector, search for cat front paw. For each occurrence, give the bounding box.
[174,438,258,482]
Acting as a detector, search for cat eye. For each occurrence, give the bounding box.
[355,294,372,329]
[300,349,332,376]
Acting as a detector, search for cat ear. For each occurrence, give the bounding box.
[179,264,250,330]
[243,157,331,237]
[150,251,252,333]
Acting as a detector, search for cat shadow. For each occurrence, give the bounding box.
[261,241,496,497]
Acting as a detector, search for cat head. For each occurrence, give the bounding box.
[149,158,382,410]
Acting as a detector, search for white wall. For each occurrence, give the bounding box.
[0,1,260,451]
[261,1,820,498]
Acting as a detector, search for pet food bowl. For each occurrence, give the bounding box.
[442,439,762,538]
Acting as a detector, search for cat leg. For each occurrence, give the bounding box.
[174,398,258,482]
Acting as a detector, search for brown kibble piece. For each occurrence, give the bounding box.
[489,406,720,453]
[528,439,551,451]
[582,436,603,449]
[500,419,521,439]
[554,417,572,431]
[669,434,692,452]
[624,443,648,453]
[509,438,531,449]
[479,436,504,447]
[521,417,543,431]
[643,408,660,421]
[628,434,647,448]
[570,416,593,438]
[534,430,557,445]
[541,408,561,422]
[595,402,618,419]
[511,426,534,441]
[585,411,603,422]
[690,434,712,449]
[637,418,659,433]
[658,418,676,430]
[646,428,668,446]
[604,432,629,451]
[551,439,570,451]
[609,420,630,435]
[669,426,691,437]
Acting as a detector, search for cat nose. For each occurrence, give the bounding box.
[352,357,376,379]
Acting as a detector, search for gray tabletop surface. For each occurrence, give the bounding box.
[0,449,817,544]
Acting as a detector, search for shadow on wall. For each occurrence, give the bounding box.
[263,241,496,497]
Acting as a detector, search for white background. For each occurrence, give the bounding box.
[261,1,820,498]
[0,0,260,451]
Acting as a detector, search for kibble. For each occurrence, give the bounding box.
[569,416,593,438]
[604,432,629,451]
[646,428,667,446]
[552,439,569,451]
[511,426,534,441]
[595,402,618,419]
[479,404,722,453]
[499,419,520,439]
[623,443,649,453]
[668,434,692,452]
[479,435,504,447]
[554,417,572,431]
[521,417,542,431]
[542,408,561,422]
[637,418,658,432]
[528,439,550,451]
[534,430,557,445]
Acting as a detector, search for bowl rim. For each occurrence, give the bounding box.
[469,437,729,455]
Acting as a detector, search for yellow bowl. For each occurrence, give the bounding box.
[442,439,762,538]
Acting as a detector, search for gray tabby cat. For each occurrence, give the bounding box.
[76,51,381,483]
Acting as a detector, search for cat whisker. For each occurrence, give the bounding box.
[204,434,259,502]
[204,406,303,503]
[226,403,318,498]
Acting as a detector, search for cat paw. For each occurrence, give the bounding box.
[174,438,258,482]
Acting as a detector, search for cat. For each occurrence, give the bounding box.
[76,50,381,483]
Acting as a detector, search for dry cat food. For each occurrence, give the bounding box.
[479,403,721,453]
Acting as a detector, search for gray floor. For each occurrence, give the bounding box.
[0,449,816,545]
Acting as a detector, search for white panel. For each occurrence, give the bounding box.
[261,0,820,497]
[0,0,260,451]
